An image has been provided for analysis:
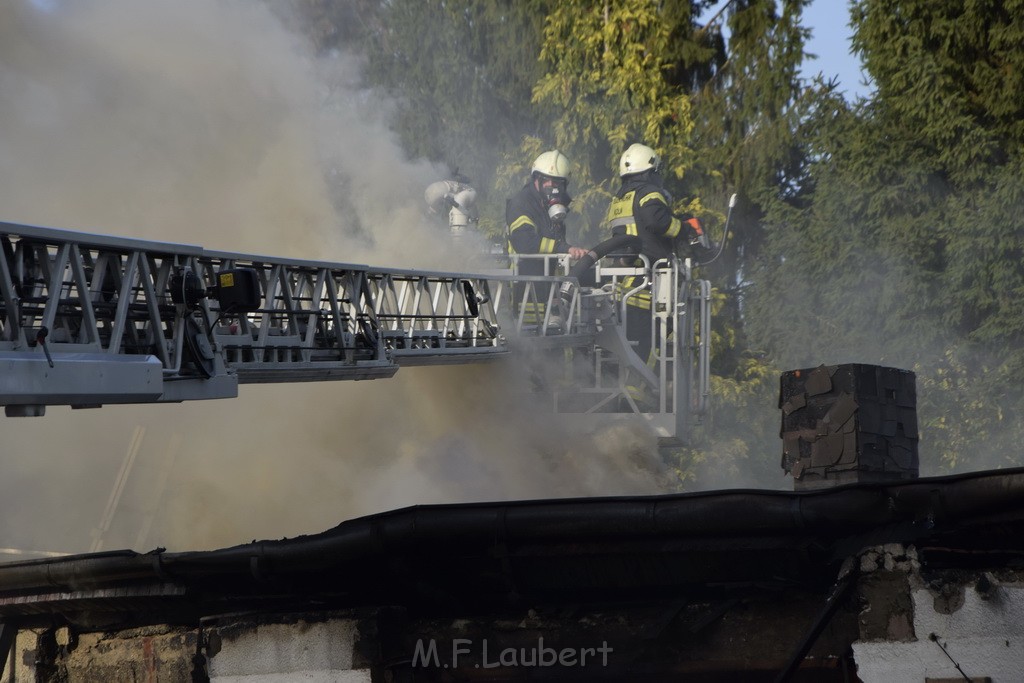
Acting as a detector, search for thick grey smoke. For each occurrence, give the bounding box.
[0,0,669,554]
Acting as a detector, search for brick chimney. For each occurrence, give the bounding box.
[780,364,919,490]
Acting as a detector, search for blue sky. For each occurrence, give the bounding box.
[801,0,872,99]
[704,0,873,101]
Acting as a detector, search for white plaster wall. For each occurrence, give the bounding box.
[1,630,37,683]
[854,582,1024,682]
[209,619,371,683]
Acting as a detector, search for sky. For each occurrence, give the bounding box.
[705,0,872,101]
[800,0,872,99]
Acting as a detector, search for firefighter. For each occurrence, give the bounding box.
[605,143,708,371]
[506,149,588,330]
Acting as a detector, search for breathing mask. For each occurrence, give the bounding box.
[538,176,571,222]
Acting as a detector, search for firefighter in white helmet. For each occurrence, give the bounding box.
[506,150,588,330]
[506,150,588,260]
[605,143,709,370]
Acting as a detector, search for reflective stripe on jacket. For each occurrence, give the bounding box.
[506,182,568,257]
[604,178,686,310]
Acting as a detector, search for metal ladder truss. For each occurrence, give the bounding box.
[0,222,587,414]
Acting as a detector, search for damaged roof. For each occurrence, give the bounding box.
[1,468,1023,627]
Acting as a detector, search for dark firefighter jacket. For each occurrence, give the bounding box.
[605,174,698,263]
[605,174,698,310]
[506,182,570,267]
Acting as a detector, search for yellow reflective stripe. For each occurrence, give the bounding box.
[638,191,667,207]
[625,224,639,236]
[520,302,547,324]
[605,192,636,231]
[626,294,651,310]
[665,216,682,238]
[625,288,652,301]
[617,278,652,309]
[539,237,556,253]
[509,216,535,233]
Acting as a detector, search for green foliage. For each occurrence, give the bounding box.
[851,0,1024,185]
[688,0,815,363]
[287,0,1024,479]
[318,0,551,239]
[522,0,712,242]
[916,346,1024,472]
[748,0,1024,473]
[691,0,812,191]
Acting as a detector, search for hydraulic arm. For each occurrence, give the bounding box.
[0,221,710,444]
[0,222,524,413]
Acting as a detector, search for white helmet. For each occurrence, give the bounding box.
[531,150,571,180]
[619,143,659,176]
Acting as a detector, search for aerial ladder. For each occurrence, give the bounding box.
[0,220,710,443]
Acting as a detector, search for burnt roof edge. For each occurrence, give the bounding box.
[1,467,1023,597]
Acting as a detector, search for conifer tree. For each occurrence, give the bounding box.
[748,0,1024,471]
[367,0,556,239]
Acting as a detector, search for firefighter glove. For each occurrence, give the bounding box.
[685,217,710,249]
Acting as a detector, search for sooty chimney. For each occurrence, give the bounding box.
[780,364,919,490]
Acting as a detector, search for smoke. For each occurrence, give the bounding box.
[748,215,1024,480]
[0,0,669,554]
